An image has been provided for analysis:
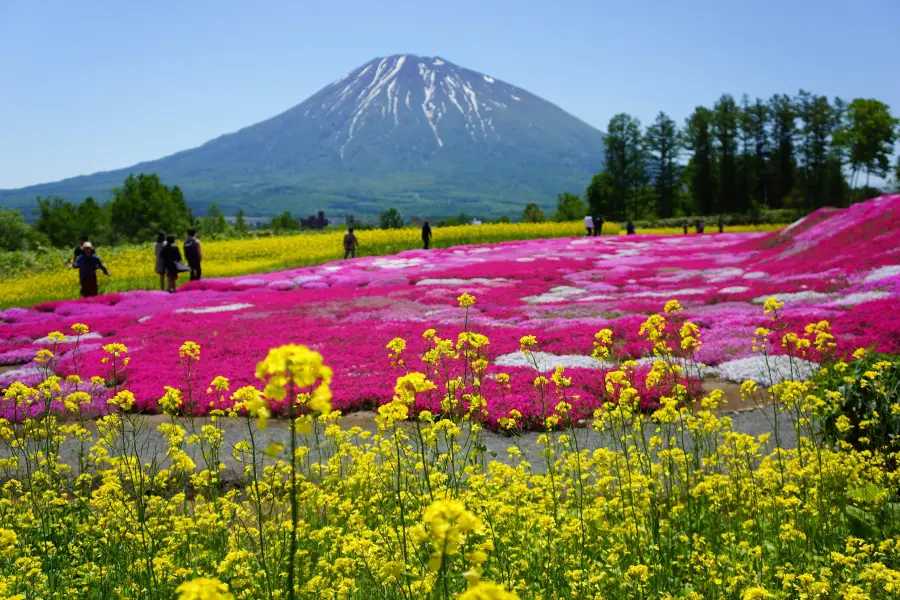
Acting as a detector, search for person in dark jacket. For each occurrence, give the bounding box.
[154,232,167,291]
[72,242,109,297]
[162,234,184,293]
[422,221,432,249]
[593,215,604,236]
[626,221,636,235]
[183,229,202,281]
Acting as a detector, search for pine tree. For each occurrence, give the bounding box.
[645,112,681,218]
[685,107,716,215]
[713,94,740,213]
[235,208,248,233]
[603,113,646,219]
[769,94,798,208]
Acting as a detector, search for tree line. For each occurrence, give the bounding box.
[583,92,899,221]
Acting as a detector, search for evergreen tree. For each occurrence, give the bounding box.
[796,91,836,210]
[645,111,681,218]
[201,203,229,235]
[75,197,108,244]
[685,107,716,215]
[235,208,248,233]
[769,94,798,208]
[737,95,755,212]
[379,208,404,229]
[713,94,740,213]
[747,98,771,207]
[34,196,80,247]
[603,113,646,219]
[108,174,191,242]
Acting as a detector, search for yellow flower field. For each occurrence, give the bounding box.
[0,221,784,309]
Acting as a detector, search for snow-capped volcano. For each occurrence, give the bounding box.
[315,55,528,157]
[1,54,606,217]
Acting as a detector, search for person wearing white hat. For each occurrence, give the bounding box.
[71,242,109,297]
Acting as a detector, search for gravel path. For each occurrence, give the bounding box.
[3,406,797,484]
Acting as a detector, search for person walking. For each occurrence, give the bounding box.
[154,232,167,291]
[584,214,594,236]
[422,221,432,249]
[72,242,109,297]
[162,234,185,293]
[593,215,604,236]
[343,227,359,259]
[626,221,636,235]
[183,229,202,281]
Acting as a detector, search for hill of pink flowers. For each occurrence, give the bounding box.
[2,194,900,424]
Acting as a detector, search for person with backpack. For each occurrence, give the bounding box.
[343,227,359,259]
[183,229,202,281]
[71,242,109,297]
[162,235,187,293]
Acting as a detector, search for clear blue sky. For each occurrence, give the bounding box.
[1,0,898,189]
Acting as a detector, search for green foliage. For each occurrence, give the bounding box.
[835,98,899,188]
[713,94,740,213]
[201,203,229,236]
[815,353,900,458]
[685,107,716,215]
[521,203,545,223]
[379,208,404,229]
[34,196,81,247]
[234,208,248,234]
[552,193,587,222]
[585,171,616,220]
[108,174,191,242]
[0,206,44,251]
[603,113,646,219]
[271,212,300,231]
[645,112,682,218]
[769,94,799,209]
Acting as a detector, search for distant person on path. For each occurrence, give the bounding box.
[593,215,604,236]
[626,221,636,235]
[696,221,704,234]
[584,214,594,236]
[683,223,688,234]
[718,220,724,233]
[154,232,167,291]
[183,229,202,281]
[422,221,432,249]
[72,242,109,298]
[70,234,89,266]
[343,227,359,259]
[162,234,185,293]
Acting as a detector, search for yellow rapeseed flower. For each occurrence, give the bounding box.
[176,577,234,600]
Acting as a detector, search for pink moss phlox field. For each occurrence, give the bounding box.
[2,195,900,424]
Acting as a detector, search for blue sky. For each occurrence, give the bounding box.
[1,0,898,189]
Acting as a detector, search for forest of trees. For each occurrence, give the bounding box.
[585,92,899,221]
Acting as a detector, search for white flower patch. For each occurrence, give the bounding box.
[235,278,266,286]
[742,272,767,280]
[372,257,424,270]
[751,291,831,305]
[708,355,819,386]
[0,366,43,383]
[493,351,608,371]
[632,288,706,298]
[718,286,749,294]
[138,315,153,323]
[704,267,744,282]
[35,332,103,344]
[415,278,510,286]
[830,291,892,306]
[323,265,343,272]
[781,214,807,233]
[523,286,586,304]
[577,294,616,302]
[569,239,592,246]
[175,303,254,315]
[515,257,536,262]
[467,247,494,254]
[267,280,297,291]
[863,265,900,283]
[293,275,323,285]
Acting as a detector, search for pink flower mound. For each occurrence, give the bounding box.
[1,195,900,424]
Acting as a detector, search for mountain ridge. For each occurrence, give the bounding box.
[1,54,605,218]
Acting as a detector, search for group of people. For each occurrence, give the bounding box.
[154,229,203,293]
[68,229,203,298]
[341,221,434,260]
